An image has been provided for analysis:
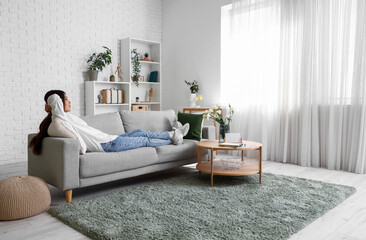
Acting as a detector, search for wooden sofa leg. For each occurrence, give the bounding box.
[65,190,72,203]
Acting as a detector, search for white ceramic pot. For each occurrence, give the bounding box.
[189,93,196,107]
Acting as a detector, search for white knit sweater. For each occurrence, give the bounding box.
[47,94,117,154]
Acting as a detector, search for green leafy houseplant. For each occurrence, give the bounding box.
[87,46,112,71]
[184,80,199,94]
[131,49,141,87]
[87,46,112,81]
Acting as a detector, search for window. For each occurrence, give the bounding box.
[221,1,358,106]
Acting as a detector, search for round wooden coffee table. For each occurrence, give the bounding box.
[196,140,262,186]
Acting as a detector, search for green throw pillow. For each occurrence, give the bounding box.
[177,112,204,141]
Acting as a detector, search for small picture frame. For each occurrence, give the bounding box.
[138,76,144,82]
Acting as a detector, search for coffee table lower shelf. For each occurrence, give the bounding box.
[197,160,260,176]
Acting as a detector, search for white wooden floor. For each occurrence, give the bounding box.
[1,160,366,240]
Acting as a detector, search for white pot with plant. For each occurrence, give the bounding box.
[87,46,112,81]
[184,80,200,107]
[131,48,141,87]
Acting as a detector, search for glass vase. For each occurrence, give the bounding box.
[219,124,230,143]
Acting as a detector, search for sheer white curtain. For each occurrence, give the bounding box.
[221,0,366,173]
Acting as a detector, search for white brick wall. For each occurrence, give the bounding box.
[0,0,162,165]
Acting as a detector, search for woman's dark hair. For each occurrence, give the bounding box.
[29,90,66,155]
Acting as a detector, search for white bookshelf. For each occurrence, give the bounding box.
[121,37,162,111]
[85,37,161,115]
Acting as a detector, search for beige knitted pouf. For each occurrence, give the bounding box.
[0,176,51,220]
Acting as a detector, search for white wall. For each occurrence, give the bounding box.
[0,0,162,165]
[162,0,230,112]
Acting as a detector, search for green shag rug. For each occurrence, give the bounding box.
[48,173,355,240]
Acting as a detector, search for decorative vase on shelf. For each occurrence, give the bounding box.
[189,93,196,107]
[219,124,230,143]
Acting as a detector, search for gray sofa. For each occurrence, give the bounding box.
[28,110,214,203]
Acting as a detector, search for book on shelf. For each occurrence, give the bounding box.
[101,88,123,104]
[149,71,158,82]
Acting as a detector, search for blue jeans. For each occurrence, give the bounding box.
[101,129,172,152]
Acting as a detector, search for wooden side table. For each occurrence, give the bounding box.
[196,140,262,186]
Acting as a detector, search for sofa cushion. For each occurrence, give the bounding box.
[80,147,158,178]
[155,139,198,164]
[120,110,176,132]
[81,112,125,135]
[177,112,204,141]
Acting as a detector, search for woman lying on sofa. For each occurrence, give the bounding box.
[29,90,189,155]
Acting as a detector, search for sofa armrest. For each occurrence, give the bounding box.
[28,134,80,191]
[202,126,216,140]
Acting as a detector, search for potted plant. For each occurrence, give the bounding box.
[203,104,235,143]
[87,46,112,81]
[184,80,199,107]
[131,48,141,87]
